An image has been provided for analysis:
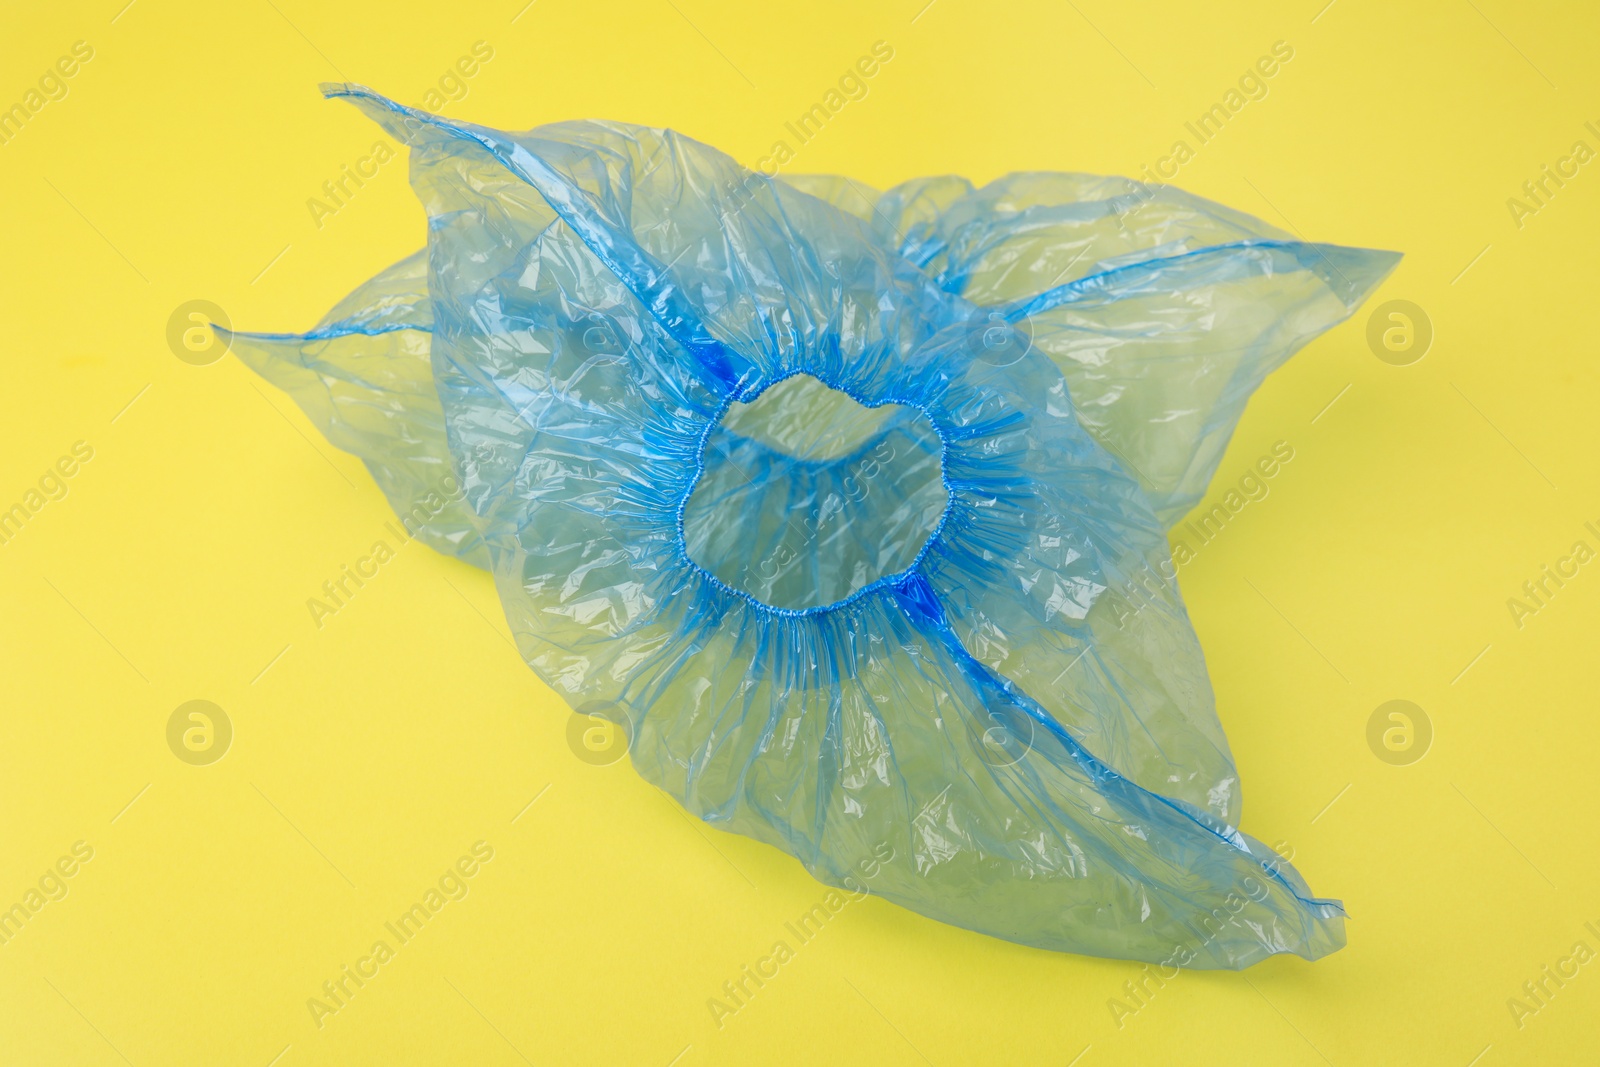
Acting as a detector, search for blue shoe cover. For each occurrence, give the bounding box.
[224,85,1399,969]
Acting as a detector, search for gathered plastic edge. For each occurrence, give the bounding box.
[673,368,959,619]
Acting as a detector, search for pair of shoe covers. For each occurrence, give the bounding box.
[226,85,1399,970]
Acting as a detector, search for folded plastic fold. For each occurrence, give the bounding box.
[223,84,1399,969]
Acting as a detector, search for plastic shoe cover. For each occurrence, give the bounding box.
[224,84,1399,969]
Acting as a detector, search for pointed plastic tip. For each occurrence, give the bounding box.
[1304,244,1405,309]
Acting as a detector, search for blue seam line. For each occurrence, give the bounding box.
[322,83,746,388]
[1000,239,1342,323]
[215,322,427,342]
[670,367,960,619]
[900,570,1344,916]
[922,596,1345,917]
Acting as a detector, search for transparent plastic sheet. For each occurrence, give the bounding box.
[222,85,1400,969]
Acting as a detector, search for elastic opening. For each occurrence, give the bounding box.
[675,371,956,616]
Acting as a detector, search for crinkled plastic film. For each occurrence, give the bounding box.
[224,85,1399,969]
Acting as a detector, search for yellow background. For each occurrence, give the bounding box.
[2,0,1597,1063]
